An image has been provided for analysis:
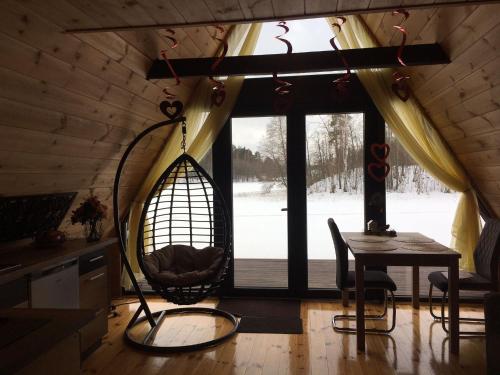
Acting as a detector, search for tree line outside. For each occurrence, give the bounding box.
[232,115,450,194]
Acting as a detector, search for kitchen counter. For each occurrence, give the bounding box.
[0,238,117,285]
[0,308,94,374]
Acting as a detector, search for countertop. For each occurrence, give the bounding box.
[0,308,95,375]
[0,238,117,284]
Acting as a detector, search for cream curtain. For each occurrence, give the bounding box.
[328,15,481,271]
[122,23,262,287]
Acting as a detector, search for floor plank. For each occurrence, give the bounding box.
[83,297,487,375]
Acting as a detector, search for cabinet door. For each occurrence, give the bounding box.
[16,333,80,375]
[31,263,79,309]
[80,310,107,356]
[0,278,28,308]
[79,266,108,355]
[79,266,108,310]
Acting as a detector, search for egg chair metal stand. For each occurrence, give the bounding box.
[113,116,239,353]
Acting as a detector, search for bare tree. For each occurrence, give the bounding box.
[260,117,287,188]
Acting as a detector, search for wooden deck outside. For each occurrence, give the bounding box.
[235,259,483,298]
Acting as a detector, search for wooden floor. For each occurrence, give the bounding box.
[82,297,487,375]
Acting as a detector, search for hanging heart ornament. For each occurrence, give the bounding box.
[368,143,391,182]
[368,162,391,183]
[370,143,391,164]
[160,100,183,120]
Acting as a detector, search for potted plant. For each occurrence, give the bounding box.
[71,196,107,242]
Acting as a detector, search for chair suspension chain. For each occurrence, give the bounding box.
[181,121,187,153]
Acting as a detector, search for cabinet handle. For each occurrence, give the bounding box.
[89,255,104,263]
[89,272,105,281]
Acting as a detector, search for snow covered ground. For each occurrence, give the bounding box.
[233,181,459,259]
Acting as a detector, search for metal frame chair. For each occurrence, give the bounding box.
[328,218,397,334]
[427,219,500,336]
[113,117,238,353]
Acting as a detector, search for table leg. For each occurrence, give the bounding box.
[342,290,349,307]
[412,266,420,309]
[355,260,365,352]
[448,258,459,355]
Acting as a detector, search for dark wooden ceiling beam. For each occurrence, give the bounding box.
[147,44,449,80]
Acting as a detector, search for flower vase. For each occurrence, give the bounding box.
[84,219,103,242]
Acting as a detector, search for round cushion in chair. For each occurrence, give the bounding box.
[142,244,225,287]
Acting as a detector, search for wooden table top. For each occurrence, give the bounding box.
[342,232,461,263]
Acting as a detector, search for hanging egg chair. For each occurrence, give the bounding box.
[113,116,238,353]
[138,151,231,305]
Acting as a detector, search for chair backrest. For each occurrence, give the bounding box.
[474,219,500,286]
[327,218,349,290]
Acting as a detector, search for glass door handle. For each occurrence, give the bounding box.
[281,208,288,212]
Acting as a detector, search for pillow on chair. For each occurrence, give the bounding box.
[143,245,225,287]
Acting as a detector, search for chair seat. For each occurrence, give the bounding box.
[428,270,492,292]
[345,270,397,291]
[143,244,225,287]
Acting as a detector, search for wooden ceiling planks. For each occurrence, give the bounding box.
[60,0,497,33]
[169,0,216,23]
[363,4,500,217]
[238,0,275,19]
[0,0,224,237]
[305,0,339,15]
[203,0,246,21]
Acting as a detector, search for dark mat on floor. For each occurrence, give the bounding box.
[216,298,302,334]
[237,316,303,334]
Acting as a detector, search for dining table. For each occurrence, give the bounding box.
[342,232,461,356]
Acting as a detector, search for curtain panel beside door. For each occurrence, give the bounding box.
[122,23,262,288]
[328,15,481,271]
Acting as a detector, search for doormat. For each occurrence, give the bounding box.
[217,298,302,334]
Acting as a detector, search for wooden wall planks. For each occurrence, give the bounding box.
[0,0,223,238]
[0,0,498,244]
[363,4,500,217]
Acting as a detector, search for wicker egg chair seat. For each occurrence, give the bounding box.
[142,244,225,304]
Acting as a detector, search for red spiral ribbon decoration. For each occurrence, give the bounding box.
[160,28,180,100]
[209,25,228,107]
[273,21,293,95]
[330,17,350,93]
[392,9,409,67]
[391,71,410,102]
[391,9,411,102]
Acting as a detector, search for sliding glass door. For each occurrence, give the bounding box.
[231,117,288,289]
[212,73,386,297]
[305,113,364,289]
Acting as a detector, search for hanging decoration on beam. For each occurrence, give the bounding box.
[368,143,391,183]
[209,25,228,107]
[391,9,411,102]
[160,29,180,100]
[160,29,183,119]
[392,71,410,102]
[330,17,351,96]
[273,21,294,113]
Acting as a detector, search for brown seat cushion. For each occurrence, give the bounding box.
[142,244,225,287]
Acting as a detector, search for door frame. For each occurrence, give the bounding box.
[213,73,386,298]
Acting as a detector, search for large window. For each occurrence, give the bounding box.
[385,126,459,247]
[385,126,461,296]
